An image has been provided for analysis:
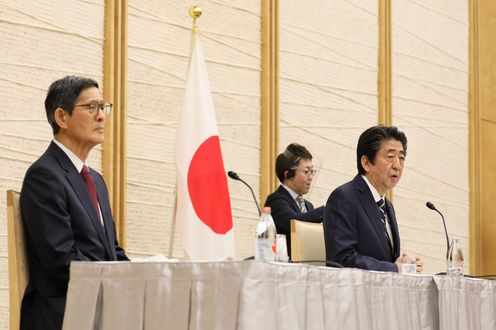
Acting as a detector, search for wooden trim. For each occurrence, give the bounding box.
[260,0,279,203]
[468,0,480,275]
[469,0,496,275]
[7,190,20,330]
[378,0,392,126]
[103,0,127,246]
[378,0,393,201]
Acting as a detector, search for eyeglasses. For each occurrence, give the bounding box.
[299,169,317,176]
[73,102,113,116]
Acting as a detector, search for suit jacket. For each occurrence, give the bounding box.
[264,185,324,257]
[19,142,128,330]
[323,175,400,272]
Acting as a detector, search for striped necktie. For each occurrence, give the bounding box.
[376,198,393,254]
[296,195,307,213]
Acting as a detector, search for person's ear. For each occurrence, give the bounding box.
[361,155,371,173]
[54,108,68,129]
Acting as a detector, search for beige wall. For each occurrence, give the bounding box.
[0,0,106,326]
[392,0,469,274]
[279,1,379,208]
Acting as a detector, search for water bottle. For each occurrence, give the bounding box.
[447,236,464,276]
[255,206,277,262]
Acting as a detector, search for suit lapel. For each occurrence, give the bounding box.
[354,175,393,259]
[67,171,113,259]
[279,186,314,213]
[304,200,314,212]
[278,186,301,214]
[50,142,113,259]
[94,172,117,260]
[385,198,400,258]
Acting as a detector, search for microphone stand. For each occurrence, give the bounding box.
[228,171,261,216]
[426,202,450,260]
[239,178,261,216]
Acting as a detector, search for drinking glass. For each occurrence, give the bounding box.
[401,255,417,274]
[275,234,288,262]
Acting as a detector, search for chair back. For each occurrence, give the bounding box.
[7,190,29,330]
[290,219,326,264]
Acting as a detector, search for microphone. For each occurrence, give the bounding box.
[227,171,240,181]
[228,171,261,216]
[426,202,450,259]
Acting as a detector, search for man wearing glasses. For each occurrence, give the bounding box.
[264,143,324,258]
[19,76,128,330]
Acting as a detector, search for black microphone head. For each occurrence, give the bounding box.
[227,171,240,180]
[426,202,436,210]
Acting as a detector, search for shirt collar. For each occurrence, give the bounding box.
[281,184,300,200]
[361,175,383,204]
[53,139,85,173]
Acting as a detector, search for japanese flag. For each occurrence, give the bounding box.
[174,30,234,260]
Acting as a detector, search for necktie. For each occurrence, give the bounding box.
[81,165,103,225]
[376,198,393,254]
[296,195,307,213]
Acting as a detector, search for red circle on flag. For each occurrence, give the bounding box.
[188,136,233,234]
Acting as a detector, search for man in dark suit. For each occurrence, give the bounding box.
[20,76,129,330]
[264,143,324,258]
[324,125,423,272]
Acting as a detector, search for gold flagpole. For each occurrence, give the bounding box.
[168,189,177,258]
[169,5,203,259]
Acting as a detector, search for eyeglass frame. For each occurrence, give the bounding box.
[73,102,113,116]
[298,169,317,177]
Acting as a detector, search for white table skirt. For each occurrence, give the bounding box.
[434,275,496,330]
[63,261,440,330]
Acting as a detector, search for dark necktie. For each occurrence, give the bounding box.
[296,195,307,213]
[81,165,103,225]
[376,198,393,254]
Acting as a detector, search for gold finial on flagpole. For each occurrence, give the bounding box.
[189,6,202,34]
[189,5,202,22]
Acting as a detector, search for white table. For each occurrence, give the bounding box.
[63,260,440,330]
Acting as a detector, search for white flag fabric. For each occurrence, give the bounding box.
[174,30,234,261]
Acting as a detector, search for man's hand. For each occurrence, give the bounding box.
[414,256,424,274]
[395,252,411,273]
[395,253,423,274]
